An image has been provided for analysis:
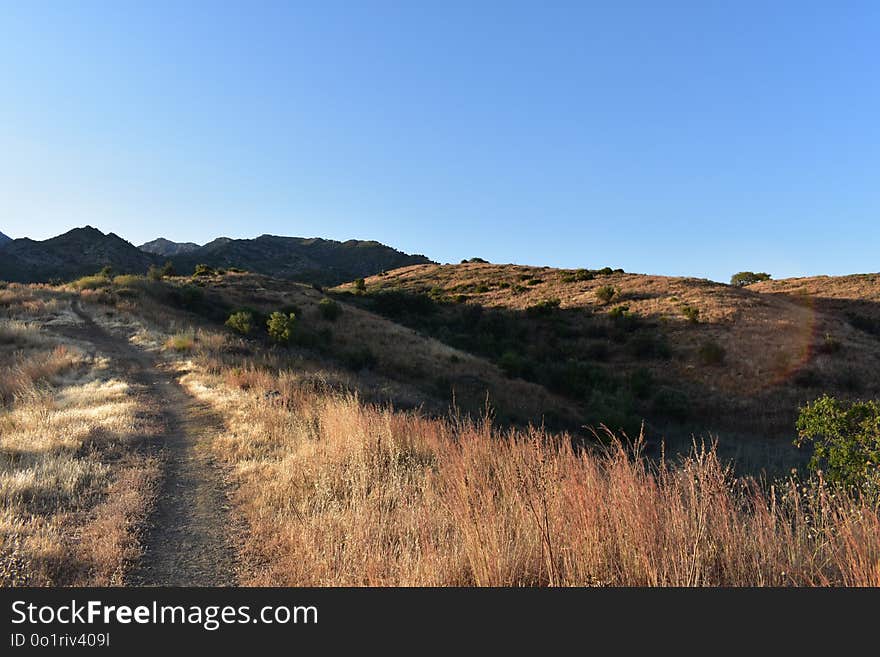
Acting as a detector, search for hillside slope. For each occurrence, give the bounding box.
[333,263,880,460]
[70,271,581,431]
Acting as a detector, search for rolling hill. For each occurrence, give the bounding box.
[331,263,880,467]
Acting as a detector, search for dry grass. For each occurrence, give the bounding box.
[181,363,880,586]
[164,331,196,353]
[0,287,160,586]
[66,271,880,586]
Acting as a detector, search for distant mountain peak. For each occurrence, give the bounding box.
[0,230,11,244]
[0,225,156,283]
[139,237,202,257]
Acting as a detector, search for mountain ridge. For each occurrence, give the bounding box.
[0,226,433,285]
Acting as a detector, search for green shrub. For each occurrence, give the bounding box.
[597,267,614,276]
[526,298,561,317]
[796,395,880,492]
[99,265,113,278]
[193,264,215,277]
[318,298,341,321]
[72,275,110,290]
[526,278,543,286]
[698,340,725,366]
[730,271,771,287]
[608,304,630,319]
[225,311,254,335]
[267,311,297,344]
[147,265,163,281]
[161,261,176,277]
[354,278,366,292]
[595,286,617,304]
[681,305,700,323]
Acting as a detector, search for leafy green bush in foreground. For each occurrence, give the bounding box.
[796,395,880,493]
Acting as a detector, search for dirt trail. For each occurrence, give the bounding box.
[54,302,238,586]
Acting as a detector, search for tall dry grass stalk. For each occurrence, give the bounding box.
[183,366,880,587]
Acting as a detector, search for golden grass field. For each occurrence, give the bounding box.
[0,285,158,585]
[1,269,879,586]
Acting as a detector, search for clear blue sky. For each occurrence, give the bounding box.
[1,2,878,282]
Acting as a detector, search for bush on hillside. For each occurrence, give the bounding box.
[526,298,561,317]
[681,305,700,323]
[225,311,254,335]
[354,278,366,292]
[267,311,297,344]
[193,264,215,277]
[730,271,771,287]
[595,286,617,304]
